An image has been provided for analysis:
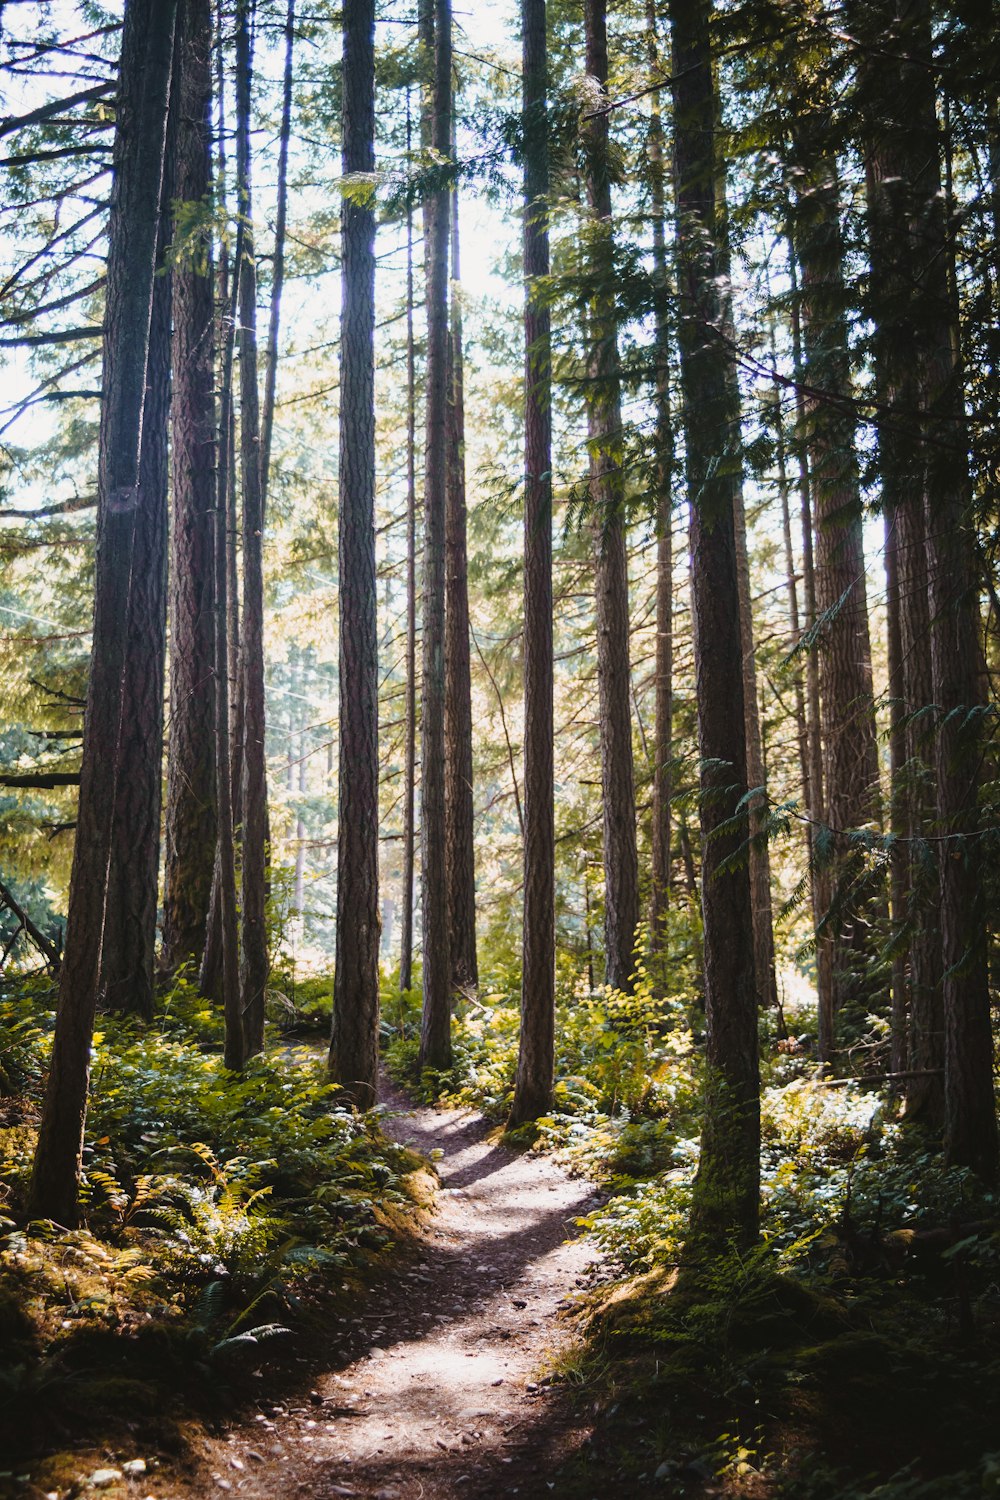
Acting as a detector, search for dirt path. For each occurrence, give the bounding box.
[172,1081,606,1500]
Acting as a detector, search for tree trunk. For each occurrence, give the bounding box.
[646,0,674,955]
[509,0,555,1127]
[28,0,178,1225]
[259,0,294,511]
[235,0,269,1059]
[444,174,478,992]
[852,0,943,1125]
[100,136,172,1018]
[330,0,380,1109]
[884,506,909,1081]
[668,0,759,1250]
[786,251,834,1044]
[399,90,417,996]
[583,0,639,996]
[163,0,218,975]
[214,215,245,1075]
[789,150,880,1058]
[417,0,453,1072]
[733,489,779,1019]
[850,0,996,1178]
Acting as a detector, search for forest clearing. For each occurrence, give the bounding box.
[1,0,999,1493]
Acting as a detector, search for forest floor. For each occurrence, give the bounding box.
[62,1076,672,1500]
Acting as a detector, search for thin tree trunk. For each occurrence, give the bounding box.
[509,0,554,1127]
[884,506,909,1081]
[417,0,453,1072]
[444,170,478,992]
[399,89,417,995]
[330,0,380,1109]
[259,0,294,510]
[214,212,245,1075]
[646,0,673,954]
[786,249,833,1046]
[583,0,639,996]
[28,0,178,1225]
[669,0,759,1250]
[235,0,269,1059]
[163,0,218,975]
[199,0,238,1003]
[733,490,779,1019]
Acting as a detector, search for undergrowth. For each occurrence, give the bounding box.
[386,963,1000,1497]
[0,973,425,1457]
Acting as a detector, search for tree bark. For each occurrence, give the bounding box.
[330,0,380,1109]
[849,0,996,1178]
[214,218,245,1075]
[646,0,674,955]
[399,91,418,996]
[100,129,172,1019]
[417,0,453,1073]
[509,0,555,1127]
[28,0,178,1225]
[235,0,269,1059]
[789,148,880,1058]
[668,0,759,1250]
[163,0,218,975]
[733,488,779,1019]
[582,0,639,996]
[786,251,834,1041]
[259,0,294,512]
[852,0,943,1125]
[444,172,478,992]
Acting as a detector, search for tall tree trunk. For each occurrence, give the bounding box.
[259,0,294,510]
[850,0,996,1178]
[851,0,943,1124]
[768,337,811,852]
[330,0,380,1109]
[646,0,674,954]
[733,490,779,1019]
[509,0,554,1127]
[884,506,909,1081]
[399,90,417,995]
[235,0,269,1058]
[417,0,453,1072]
[163,0,218,975]
[668,0,759,1250]
[100,142,172,1018]
[582,0,639,995]
[444,174,478,992]
[214,213,245,1074]
[789,150,880,1059]
[28,0,178,1225]
[786,248,834,1043]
